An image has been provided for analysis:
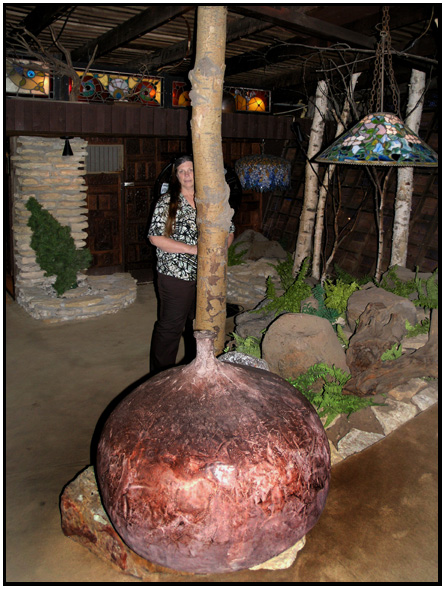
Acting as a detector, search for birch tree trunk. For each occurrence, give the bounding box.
[312,73,360,280]
[189,6,232,355]
[390,69,426,268]
[293,80,328,274]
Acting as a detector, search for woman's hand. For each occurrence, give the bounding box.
[149,235,197,255]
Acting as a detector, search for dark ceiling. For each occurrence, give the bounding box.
[4,4,440,109]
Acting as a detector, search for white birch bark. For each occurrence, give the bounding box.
[390,69,426,268]
[189,6,229,354]
[293,80,329,274]
[312,73,361,280]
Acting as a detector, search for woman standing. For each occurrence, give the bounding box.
[148,155,234,374]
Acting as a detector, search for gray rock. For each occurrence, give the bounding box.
[234,300,284,340]
[412,383,438,411]
[218,351,270,371]
[262,313,349,380]
[346,286,418,332]
[337,429,385,458]
[227,258,283,309]
[371,398,418,436]
[388,378,429,401]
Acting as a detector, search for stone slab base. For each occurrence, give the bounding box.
[17,273,137,322]
[60,466,304,579]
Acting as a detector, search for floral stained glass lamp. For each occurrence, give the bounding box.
[315,6,438,168]
[315,112,438,167]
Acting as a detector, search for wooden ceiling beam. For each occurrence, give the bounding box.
[16,5,76,36]
[119,15,273,73]
[230,5,376,49]
[71,5,194,63]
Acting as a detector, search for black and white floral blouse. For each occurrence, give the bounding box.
[149,193,235,282]
[149,193,198,281]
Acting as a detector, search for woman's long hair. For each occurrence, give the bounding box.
[164,155,193,237]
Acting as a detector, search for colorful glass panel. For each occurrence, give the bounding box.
[6,59,50,96]
[225,87,271,113]
[75,71,162,105]
[172,81,191,107]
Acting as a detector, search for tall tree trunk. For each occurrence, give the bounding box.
[189,6,231,355]
[390,69,426,268]
[293,80,328,274]
[374,168,392,282]
[312,73,360,280]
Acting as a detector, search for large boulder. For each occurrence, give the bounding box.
[262,313,349,381]
[227,259,283,309]
[380,265,437,300]
[234,300,285,340]
[346,286,418,332]
[232,230,287,261]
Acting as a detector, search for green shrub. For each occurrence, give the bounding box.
[288,363,383,427]
[26,197,92,297]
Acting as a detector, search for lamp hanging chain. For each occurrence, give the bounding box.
[368,6,400,117]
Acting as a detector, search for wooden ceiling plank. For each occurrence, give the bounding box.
[71,5,194,63]
[230,6,376,49]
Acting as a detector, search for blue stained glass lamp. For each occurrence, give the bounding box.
[235,154,291,192]
[315,112,438,167]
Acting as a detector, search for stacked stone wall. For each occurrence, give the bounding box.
[10,136,136,321]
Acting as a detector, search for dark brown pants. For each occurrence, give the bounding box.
[150,273,196,374]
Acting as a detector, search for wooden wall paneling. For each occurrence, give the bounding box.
[48,101,67,134]
[31,101,50,133]
[65,103,84,135]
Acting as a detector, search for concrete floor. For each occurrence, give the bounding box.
[5,284,439,583]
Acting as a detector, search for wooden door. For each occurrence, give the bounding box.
[123,138,158,272]
[86,173,123,272]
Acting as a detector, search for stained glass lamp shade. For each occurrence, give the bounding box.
[235,154,291,192]
[315,112,438,167]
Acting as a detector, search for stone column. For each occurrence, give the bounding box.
[10,136,89,290]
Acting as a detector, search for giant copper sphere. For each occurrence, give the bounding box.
[96,332,330,574]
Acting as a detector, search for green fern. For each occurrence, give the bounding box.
[381,343,403,361]
[302,283,339,327]
[336,324,350,349]
[413,269,438,309]
[405,318,430,338]
[228,242,248,266]
[257,257,312,316]
[268,252,295,291]
[288,362,383,427]
[324,279,360,315]
[228,333,261,358]
[334,264,373,286]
